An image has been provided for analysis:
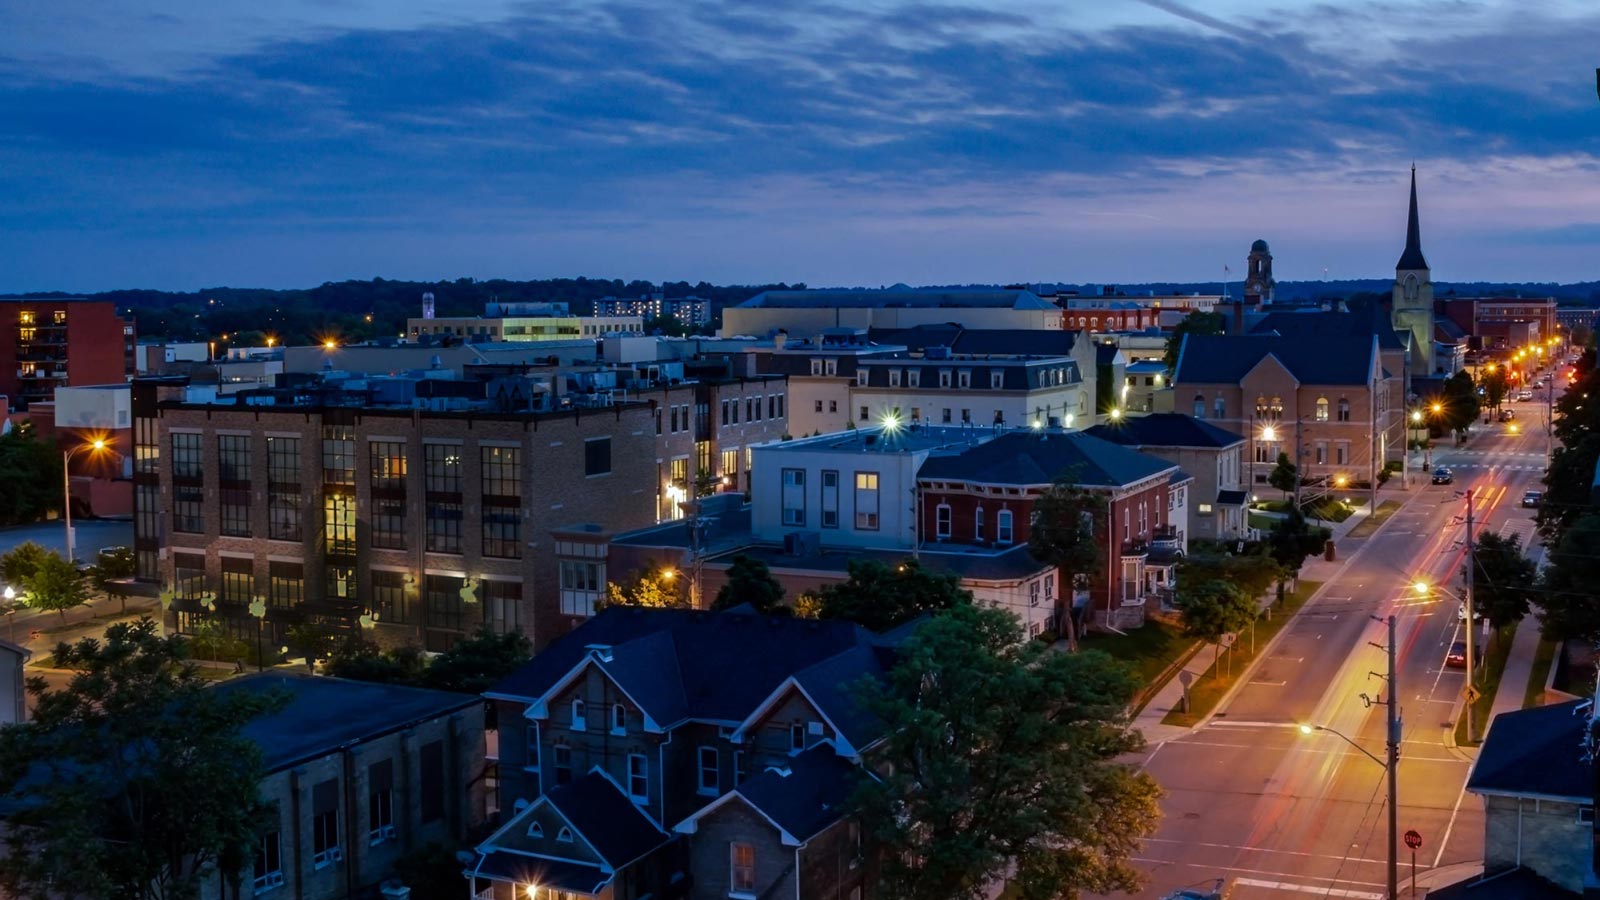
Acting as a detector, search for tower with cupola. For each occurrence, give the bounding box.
[1244,239,1275,306]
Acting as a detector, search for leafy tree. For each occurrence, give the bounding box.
[421,625,532,696]
[1163,310,1225,372]
[814,559,969,633]
[1177,552,1281,603]
[604,568,691,609]
[90,546,138,613]
[1480,368,1509,411]
[1540,357,1600,543]
[1542,512,1600,642]
[1268,452,1298,499]
[283,621,339,672]
[325,635,428,684]
[711,554,787,614]
[22,551,89,623]
[187,620,251,665]
[0,428,62,525]
[0,540,51,586]
[1175,579,1257,677]
[854,602,1161,900]
[1467,531,1536,637]
[0,618,282,900]
[1267,510,1328,591]
[1436,371,1482,436]
[1028,476,1108,647]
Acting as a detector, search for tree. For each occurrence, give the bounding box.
[1468,531,1536,637]
[0,540,51,587]
[1178,552,1280,604]
[325,636,428,684]
[1436,371,1482,436]
[711,554,787,614]
[1542,512,1600,642]
[1268,452,1298,499]
[1028,476,1108,647]
[422,625,532,696]
[1267,510,1328,591]
[1163,310,1224,372]
[90,546,138,613]
[0,428,62,525]
[604,568,691,609]
[853,603,1161,900]
[1480,368,1509,412]
[22,551,89,623]
[283,621,339,672]
[814,559,969,632]
[0,618,282,900]
[1175,579,1257,677]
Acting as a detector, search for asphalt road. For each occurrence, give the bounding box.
[1129,389,1558,900]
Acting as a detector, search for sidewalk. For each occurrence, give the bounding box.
[1482,608,1546,739]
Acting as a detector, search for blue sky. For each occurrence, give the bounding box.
[3,0,1599,292]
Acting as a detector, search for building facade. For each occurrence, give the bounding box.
[594,293,713,328]
[721,289,1064,340]
[0,298,135,407]
[1086,413,1248,542]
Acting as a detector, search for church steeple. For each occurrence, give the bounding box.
[1396,165,1428,271]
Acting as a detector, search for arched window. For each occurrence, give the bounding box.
[1338,398,1351,422]
[611,703,626,735]
[997,510,1014,545]
[528,822,544,838]
[1193,394,1206,418]
[557,827,574,843]
[571,699,587,731]
[1255,395,1271,419]
[1315,397,1330,421]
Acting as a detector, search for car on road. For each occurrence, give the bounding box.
[1163,880,1229,900]
[1523,490,1543,508]
[1518,389,1534,401]
[1446,641,1468,668]
[1432,467,1454,485]
[1499,409,1515,422]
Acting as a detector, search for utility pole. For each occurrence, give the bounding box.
[1369,612,1402,900]
[1464,489,1478,743]
[1293,418,1304,511]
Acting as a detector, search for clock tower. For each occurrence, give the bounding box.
[1392,166,1435,375]
[1244,239,1275,306]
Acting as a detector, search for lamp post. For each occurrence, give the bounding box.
[3,586,14,643]
[1298,612,1400,899]
[62,438,107,566]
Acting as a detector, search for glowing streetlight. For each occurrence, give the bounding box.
[266,336,276,348]
[659,568,676,581]
[1431,402,1442,414]
[1411,410,1423,424]
[62,438,110,564]
[1108,407,1123,421]
[323,339,338,351]
[1260,425,1277,442]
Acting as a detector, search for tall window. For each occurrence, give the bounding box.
[268,561,303,609]
[420,740,445,824]
[219,487,250,537]
[974,507,985,543]
[1193,394,1205,418]
[854,472,880,530]
[560,560,602,617]
[997,509,1014,544]
[584,438,612,477]
[697,746,719,795]
[267,437,301,541]
[321,425,355,486]
[368,759,395,845]
[171,433,202,480]
[730,843,757,894]
[481,446,521,498]
[371,569,407,623]
[627,754,648,802]
[482,507,521,559]
[483,578,521,633]
[217,435,250,482]
[253,831,284,891]
[311,780,340,868]
[324,492,356,556]
[553,745,572,785]
[173,486,204,534]
[1213,396,1225,419]
[369,441,407,491]
[821,470,839,528]
[1338,398,1351,422]
[935,503,952,539]
[571,699,588,731]
[781,469,806,526]
[371,499,407,550]
[720,448,739,487]
[423,574,467,647]
[174,552,206,599]
[425,502,463,553]
[220,556,252,605]
[1315,397,1330,422]
[423,444,463,493]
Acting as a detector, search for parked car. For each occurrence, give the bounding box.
[1432,467,1454,485]
[1163,881,1229,900]
[1446,641,1468,668]
[1522,490,1543,508]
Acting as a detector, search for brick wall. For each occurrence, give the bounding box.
[1482,794,1591,893]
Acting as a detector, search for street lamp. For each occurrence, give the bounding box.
[1414,578,1480,740]
[2,586,14,643]
[62,438,107,565]
[1298,612,1400,900]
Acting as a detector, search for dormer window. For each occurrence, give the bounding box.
[888,369,901,388]
[611,703,626,735]
[990,371,1004,389]
[528,822,544,839]
[857,370,868,387]
[571,699,587,731]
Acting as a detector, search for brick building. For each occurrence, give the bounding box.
[473,606,884,900]
[205,674,484,900]
[0,298,135,407]
[1086,413,1248,542]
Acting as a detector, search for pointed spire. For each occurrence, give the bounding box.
[1397,165,1429,271]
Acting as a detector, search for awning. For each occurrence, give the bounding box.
[1216,489,1249,506]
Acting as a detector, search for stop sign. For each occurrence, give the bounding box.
[1404,829,1423,850]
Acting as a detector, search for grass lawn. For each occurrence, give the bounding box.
[1085,620,1196,714]
[1455,623,1516,747]
[1346,500,1403,539]
[1161,580,1324,727]
[1255,498,1353,523]
[1524,637,1559,708]
[1247,513,1277,531]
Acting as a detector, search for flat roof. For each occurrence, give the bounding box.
[761,425,996,456]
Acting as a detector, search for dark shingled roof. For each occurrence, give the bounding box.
[488,607,888,735]
[918,430,1175,488]
[1468,699,1592,801]
[1426,868,1579,900]
[1174,334,1378,387]
[1249,308,1406,352]
[472,855,609,894]
[732,744,861,842]
[865,324,1081,357]
[547,771,671,867]
[1085,413,1245,449]
[215,674,480,771]
[1398,166,1429,271]
[740,289,1055,310]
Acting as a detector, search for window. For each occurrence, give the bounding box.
[253,830,284,892]
[171,432,202,479]
[814,400,823,413]
[628,754,648,802]
[423,574,467,645]
[173,486,205,534]
[829,400,837,413]
[585,438,612,476]
[721,448,738,487]
[825,359,837,376]
[419,740,445,824]
[790,722,806,752]
[266,437,301,541]
[958,370,971,388]
[220,556,252,605]
[907,369,920,388]
[935,503,952,539]
[219,488,250,537]
[571,699,587,731]
[888,369,901,387]
[369,441,407,491]
[854,472,880,530]
[990,370,1004,389]
[482,507,521,559]
[734,751,747,785]
[528,821,544,838]
[321,425,355,486]
[1214,396,1225,419]
[218,434,250,482]
[371,569,406,623]
[371,499,407,550]
[859,405,869,422]
[997,509,1014,544]
[481,446,521,498]
[560,560,603,617]
[311,780,340,868]
[423,443,463,493]
[820,470,839,529]
[324,492,356,555]
[781,469,806,526]
[1579,805,1596,825]
[557,827,574,843]
[425,502,463,553]
[368,759,395,845]
[611,704,626,735]
[697,746,719,795]
[1315,397,1330,422]
[1030,580,1041,607]
[1337,398,1351,422]
[1193,394,1205,418]
[810,359,823,376]
[730,843,757,894]
[941,408,952,423]
[553,745,572,785]
[857,371,868,387]
[939,369,952,388]
[974,507,985,542]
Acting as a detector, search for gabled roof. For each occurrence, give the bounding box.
[488,607,887,731]
[1249,308,1406,352]
[740,289,1055,311]
[917,430,1176,489]
[1436,317,1469,342]
[731,643,897,753]
[1468,699,1593,801]
[546,771,670,868]
[1085,413,1245,450]
[1174,334,1379,387]
[674,744,861,846]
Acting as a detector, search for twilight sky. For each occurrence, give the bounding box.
[3,0,1599,292]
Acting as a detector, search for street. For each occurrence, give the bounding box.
[1130,392,1556,899]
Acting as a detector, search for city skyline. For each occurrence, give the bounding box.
[3,0,1599,292]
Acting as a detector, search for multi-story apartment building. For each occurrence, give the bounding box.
[0,298,135,406]
[206,674,484,900]
[1086,413,1247,542]
[1173,333,1403,492]
[1436,296,1558,353]
[594,292,713,329]
[474,605,884,900]
[721,288,1064,340]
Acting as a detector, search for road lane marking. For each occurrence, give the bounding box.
[1131,859,1386,888]
[1233,877,1384,899]
[1434,775,1471,868]
[1141,837,1390,866]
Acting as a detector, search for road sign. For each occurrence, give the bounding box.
[1463,685,1482,703]
[1404,829,1423,850]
